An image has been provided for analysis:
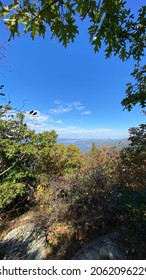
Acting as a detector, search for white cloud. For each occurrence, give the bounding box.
[25,113,128,139]
[24,107,128,139]
[25,110,56,131]
[55,120,63,124]
[81,111,92,115]
[25,110,52,122]
[56,127,111,138]
[25,110,64,132]
[49,106,72,114]
[49,100,86,115]
[72,102,85,110]
[54,127,128,139]
[76,106,85,110]
[70,101,86,111]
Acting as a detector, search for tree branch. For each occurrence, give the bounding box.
[31,0,60,22]
[0,154,25,177]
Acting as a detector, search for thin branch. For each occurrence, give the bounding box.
[31,0,60,22]
[10,99,27,114]
[0,196,28,215]
[0,154,25,177]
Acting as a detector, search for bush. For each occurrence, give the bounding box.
[0,182,26,209]
[119,124,146,189]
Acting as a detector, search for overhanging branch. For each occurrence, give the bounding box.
[31,0,60,22]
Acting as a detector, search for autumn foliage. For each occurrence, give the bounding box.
[119,124,146,189]
[0,102,146,259]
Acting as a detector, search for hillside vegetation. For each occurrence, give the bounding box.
[0,103,146,259]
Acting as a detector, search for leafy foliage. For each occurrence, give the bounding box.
[33,136,146,259]
[0,182,26,209]
[37,143,83,176]
[35,146,121,257]
[0,0,145,60]
[84,146,120,187]
[46,222,75,259]
[109,184,146,259]
[120,124,146,189]
[121,64,146,111]
[0,103,58,209]
[0,101,84,210]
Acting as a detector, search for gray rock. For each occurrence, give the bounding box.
[0,223,47,260]
[71,233,125,260]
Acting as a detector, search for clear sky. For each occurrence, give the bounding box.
[1,1,145,139]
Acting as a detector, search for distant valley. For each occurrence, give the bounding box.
[57,138,130,153]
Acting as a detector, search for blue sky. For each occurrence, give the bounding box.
[1,1,145,139]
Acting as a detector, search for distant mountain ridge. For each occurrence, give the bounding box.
[57,138,130,153]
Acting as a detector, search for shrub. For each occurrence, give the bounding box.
[119,124,146,189]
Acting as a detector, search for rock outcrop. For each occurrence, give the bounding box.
[71,233,125,260]
[0,211,47,260]
[0,210,125,260]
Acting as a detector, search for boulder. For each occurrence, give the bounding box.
[71,233,125,260]
[0,222,47,260]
